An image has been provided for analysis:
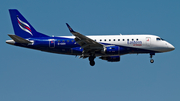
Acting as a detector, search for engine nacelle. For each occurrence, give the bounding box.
[100,56,120,62]
[102,46,120,55]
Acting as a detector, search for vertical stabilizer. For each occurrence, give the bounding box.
[9,9,49,38]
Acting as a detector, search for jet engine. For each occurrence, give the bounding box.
[100,56,120,62]
[102,46,120,55]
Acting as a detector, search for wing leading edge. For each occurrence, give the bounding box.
[66,23,104,52]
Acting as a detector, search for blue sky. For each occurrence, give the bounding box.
[0,0,180,101]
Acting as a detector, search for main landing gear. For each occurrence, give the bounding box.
[150,53,155,63]
[89,55,96,66]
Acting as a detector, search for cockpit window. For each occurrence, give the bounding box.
[156,38,165,41]
[156,38,161,41]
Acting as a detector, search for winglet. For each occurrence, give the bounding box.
[66,23,75,32]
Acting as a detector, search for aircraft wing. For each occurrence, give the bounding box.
[66,23,104,51]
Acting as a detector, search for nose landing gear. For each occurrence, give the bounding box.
[150,53,155,63]
[150,59,154,63]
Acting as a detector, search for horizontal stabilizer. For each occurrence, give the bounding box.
[8,34,32,43]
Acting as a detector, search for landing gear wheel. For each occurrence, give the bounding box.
[90,61,95,66]
[150,59,154,63]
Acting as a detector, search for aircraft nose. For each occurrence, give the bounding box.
[168,43,175,51]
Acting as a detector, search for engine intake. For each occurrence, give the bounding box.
[102,46,120,55]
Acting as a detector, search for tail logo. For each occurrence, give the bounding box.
[17,17,33,36]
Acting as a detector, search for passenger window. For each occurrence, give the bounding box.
[100,39,102,41]
[58,40,60,42]
[132,39,134,41]
[104,39,106,41]
[136,39,138,41]
[109,39,111,41]
[94,39,96,41]
[67,40,69,42]
[127,39,129,41]
[71,40,74,42]
[114,39,115,41]
[62,40,65,42]
[118,39,120,41]
[123,39,125,41]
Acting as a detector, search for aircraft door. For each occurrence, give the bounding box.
[146,37,151,46]
[49,39,55,48]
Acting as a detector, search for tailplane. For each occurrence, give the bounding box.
[9,9,49,38]
[8,34,32,43]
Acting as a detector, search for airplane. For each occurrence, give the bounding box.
[6,9,175,66]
